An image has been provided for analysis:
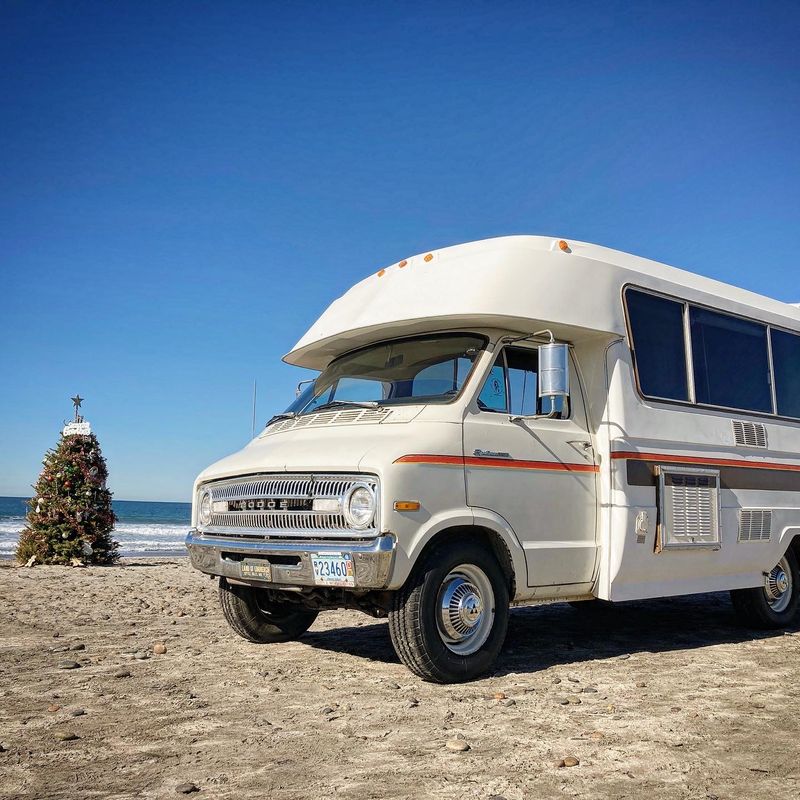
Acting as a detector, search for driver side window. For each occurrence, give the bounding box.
[477,347,567,417]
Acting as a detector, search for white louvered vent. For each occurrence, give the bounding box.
[738,509,772,542]
[732,420,767,448]
[658,466,720,548]
[263,408,393,435]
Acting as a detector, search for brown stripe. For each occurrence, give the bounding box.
[618,453,800,491]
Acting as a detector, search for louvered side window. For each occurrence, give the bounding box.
[690,307,772,413]
[771,328,800,419]
[626,289,689,402]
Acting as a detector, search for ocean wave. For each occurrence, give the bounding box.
[0,520,188,556]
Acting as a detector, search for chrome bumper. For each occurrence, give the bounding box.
[185,528,396,589]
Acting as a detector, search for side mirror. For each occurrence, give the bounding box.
[538,342,570,402]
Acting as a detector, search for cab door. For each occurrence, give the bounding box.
[463,344,598,587]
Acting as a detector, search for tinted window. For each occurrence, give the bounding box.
[505,348,540,416]
[478,364,507,411]
[771,328,800,418]
[626,289,689,401]
[690,307,771,413]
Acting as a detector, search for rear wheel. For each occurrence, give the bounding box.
[219,578,318,643]
[730,548,800,629]
[388,541,509,683]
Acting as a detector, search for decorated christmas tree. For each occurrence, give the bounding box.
[16,396,119,565]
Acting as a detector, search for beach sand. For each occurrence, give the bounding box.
[1,558,799,800]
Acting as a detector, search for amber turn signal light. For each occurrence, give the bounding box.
[393,500,421,512]
[558,240,571,252]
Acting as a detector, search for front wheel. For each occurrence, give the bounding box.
[388,540,510,683]
[730,548,800,629]
[219,578,319,643]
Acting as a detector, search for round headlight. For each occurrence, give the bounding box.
[344,485,375,530]
[199,491,212,526]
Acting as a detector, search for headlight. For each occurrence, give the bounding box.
[344,484,376,529]
[198,491,212,526]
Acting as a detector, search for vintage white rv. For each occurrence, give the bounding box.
[186,235,800,682]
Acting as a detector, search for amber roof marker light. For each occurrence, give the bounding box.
[558,240,571,253]
[424,253,434,262]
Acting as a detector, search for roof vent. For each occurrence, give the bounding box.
[732,420,767,449]
[738,509,772,542]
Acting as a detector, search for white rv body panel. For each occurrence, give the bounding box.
[189,235,800,610]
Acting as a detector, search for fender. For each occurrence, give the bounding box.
[387,506,529,596]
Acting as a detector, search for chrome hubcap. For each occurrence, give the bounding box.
[765,557,793,613]
[437,564,495,655]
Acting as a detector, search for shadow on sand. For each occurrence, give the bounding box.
[301,592,798,674]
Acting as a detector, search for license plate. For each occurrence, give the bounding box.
[311,553,355,587]
[240,559,272,581]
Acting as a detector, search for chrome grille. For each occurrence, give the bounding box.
[201,474,378,538]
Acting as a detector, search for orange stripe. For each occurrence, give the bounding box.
[612,450,800,473]
[394,454,599,473]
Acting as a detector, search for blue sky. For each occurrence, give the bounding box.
[1,1,798,501]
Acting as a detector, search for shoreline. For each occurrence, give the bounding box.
[0,549,188,562]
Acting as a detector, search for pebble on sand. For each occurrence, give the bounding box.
[491,691,507,700]
[113,669,132,678]
[557,756,580,768]
[57,660,81,670]
[153,642,167,655]
[70,709,86,717]
[47,704,61,713]
[55,732,80,742]
[446,739,471,752]
[175,783,200,794]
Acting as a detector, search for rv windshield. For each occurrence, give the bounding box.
[282,333,487,418]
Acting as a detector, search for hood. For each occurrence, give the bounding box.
[194,406,460,487]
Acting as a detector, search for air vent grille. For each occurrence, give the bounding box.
[264,408,393,435]
[738,509,772,542]
[732,420,767,448]
[658,466,720,549]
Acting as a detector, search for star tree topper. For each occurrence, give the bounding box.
[63,394,91,436]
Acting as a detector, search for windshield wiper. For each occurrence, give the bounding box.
[265,411,297,426]
[311,400,380,412]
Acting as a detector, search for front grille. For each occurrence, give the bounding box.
[201,474,378,538]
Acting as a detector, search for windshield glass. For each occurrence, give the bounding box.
[284,334,487,417]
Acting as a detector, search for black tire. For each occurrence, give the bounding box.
[388,540,510,683]
[730,547,800,629]
[219,578,318,643]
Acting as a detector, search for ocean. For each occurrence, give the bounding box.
[0,496,190,558]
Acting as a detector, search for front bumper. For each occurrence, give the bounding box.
[185,528,396,589]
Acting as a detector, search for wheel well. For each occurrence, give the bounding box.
[789,534,800,561]
[415,525,517,598]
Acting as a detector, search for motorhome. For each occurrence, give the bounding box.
[186,235,800,683]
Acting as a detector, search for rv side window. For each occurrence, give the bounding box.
[626,289,689,402]
[770,328,800,418]
[690,307,772,413]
